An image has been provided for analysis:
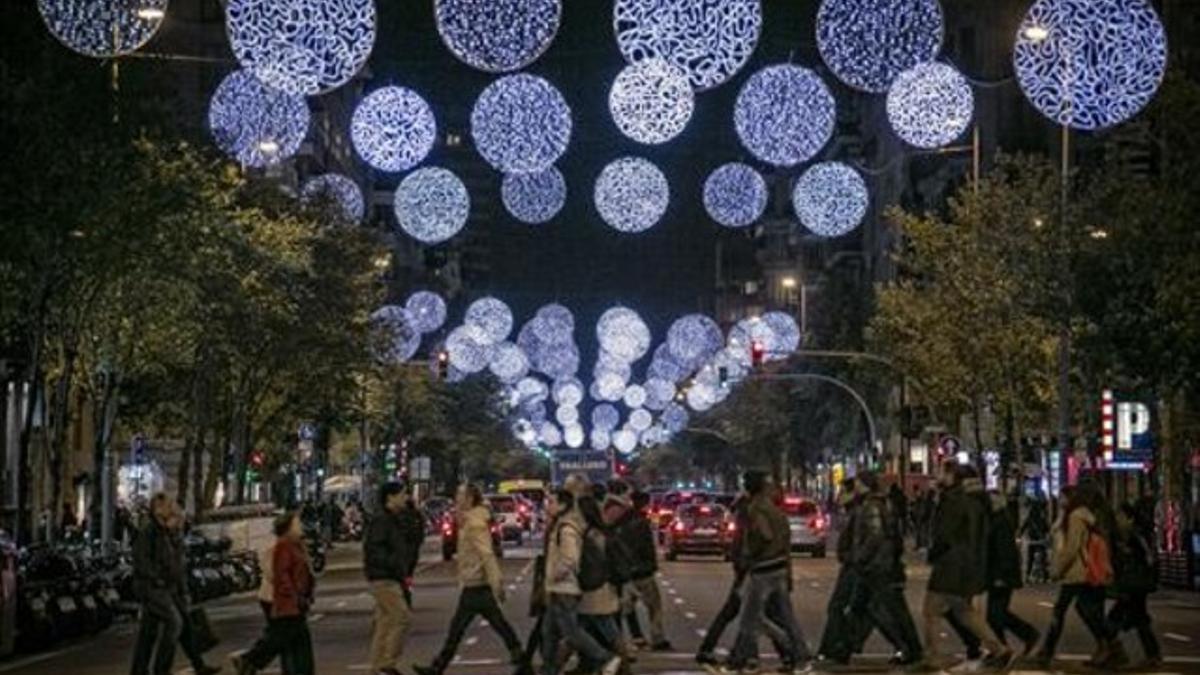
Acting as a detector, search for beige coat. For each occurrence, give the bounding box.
[546,510,584,596]
[1052,506,1096,585]
[257,541,276,603]
[456,505,502,595]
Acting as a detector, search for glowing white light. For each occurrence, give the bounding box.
[209,70,310,168]
[886,62,974,149]
[728,317,774,367]
[629,409,653,432]
[532,341,580,380]
[404,291,447,334]
[662,402,689,433]
[435,0,561,73]
[302,173,364,223]
[595,351,633,381]
[1014,0,1167,131]
[502,168,567,225]
[613,0,762,91]
[39,0,169,57]
[394,167,470,244]
[539,422,563,447]
[597,307,652,363]
[648,345,690,383]
[370,305,420,363]
[704,163,767,229]
[817,0,944,93]
[596,372,630,402]
[446,326,492,374]
[644,378,677,410]
[564,424,585,448]
[488,342,529,384]
[613,428,638,454]
[471,74,572,174]
[792,162,869,238]
[590,428,612,451]
[762,311,801,356]
[351,86,437,173]
[556,404,579,426]
[667,314,724,369]
[609,58,695,145]
[465,297,514,344]
[623,385,647,409]
[226,0,376,96]
[735,65,835,167]
[592,404,621,432]
[554,378,585,407]
[517,377,549,402]
[536,304,575,335]
[687,382,716,411]
[594,157,670,234]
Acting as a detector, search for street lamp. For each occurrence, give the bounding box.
[781,277,798,289]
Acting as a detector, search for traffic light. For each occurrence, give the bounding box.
[436,349,449,380]
[750,340,766,368]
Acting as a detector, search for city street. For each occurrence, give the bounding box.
[2,537,1198,675]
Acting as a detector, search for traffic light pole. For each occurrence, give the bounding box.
[750,372,879,462]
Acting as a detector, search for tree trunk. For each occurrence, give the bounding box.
[17,364,42,545]
[47,347,77,542]
[89,370,120,539]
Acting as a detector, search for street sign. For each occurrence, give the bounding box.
[551,450,612,486]
[409,456,432,481]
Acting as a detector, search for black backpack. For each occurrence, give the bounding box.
[605,527,636,585]
[578,526,609,592]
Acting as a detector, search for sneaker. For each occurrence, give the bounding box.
[230,653,256,675]
[601,656,624,675]
[981,649,1015,671]
[650,640,674,652]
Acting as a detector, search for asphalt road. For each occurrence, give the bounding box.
[3,535,1199,675]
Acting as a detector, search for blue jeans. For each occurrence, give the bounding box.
[541,594,613,675]
[579,614,620,671]
[730,569,810,666]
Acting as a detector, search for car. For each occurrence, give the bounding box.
[781,495,827,557]
[485,494,526,543]
[439,512,503,561]
[665,503,736,561]
[652,491,712,531]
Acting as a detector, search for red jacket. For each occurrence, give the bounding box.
[272,538,313,618]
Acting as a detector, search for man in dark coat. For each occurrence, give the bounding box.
[365,482,416,675]
[619,491,670,651]
[816,478,864,665]
[914,464,1012,671]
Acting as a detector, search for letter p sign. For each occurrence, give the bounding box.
[1117,402,1151,451]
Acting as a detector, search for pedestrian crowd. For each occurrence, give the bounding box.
[126,460,1164,675]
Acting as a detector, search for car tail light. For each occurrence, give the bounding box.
[519,504,528,515]
[784,496,802,506]
[672,521,687,534]
[726,521,737,533]
[441,523,452,535]
[699,506,711,515]
[809,516,826,531]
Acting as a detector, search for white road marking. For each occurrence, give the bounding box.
[685,611,697,620]
[1165,632,1193,643]
[809,582,820,588]
[309,613,325,623]
[465,636,479,646]
[507,584,517,592]
[1037,601,1055,608]
[666,587,677,595]
[479,619,490,627]
[695,628,707,638]
[336,601,347,609]
[673,597,685,605]
[452,659,502,666]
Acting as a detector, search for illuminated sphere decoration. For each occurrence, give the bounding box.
[816,0,944,93]
[502,168,567,225]
[517,377,550,403]
[1014,0,1167,131]
[446,326,492,374]
[539,422,563,447]
[594,157,670,234]
[301,174,364,224]
[704,163,767,229]
[351,86,437,173]
[553,378,585,407]
[629,409,653,432]
[393,168,470,244]
[225,0,376,97]
[597,307,652,363]
[667,314,724,368]
[644,378,676,410]
[555,404,579,427]
[435,0,561,73]
[762,312,801,356]
[613,428,638,454]
[593,404,621,432]
[613,0,762,91]
[471,74,572,174]
[661,402,689,433]
[209,70,310,168]
[728,317,775,367]
[596,371,630,403]
[793,162,869,238]
[594,351,633,381]
[564,424,585,449]
[735,65,835,167]
[591,429,612,451]
[465,297,514,344]
[535,304,575,338]
[623,384,647,409]
[488,342,529,384]
[39,0,169,58]
[532,341,580,380]
[609,58,695,145]
[370,305,421,363]
[648,344,690,383]
[404,291,448,334]
[886,62,974,149]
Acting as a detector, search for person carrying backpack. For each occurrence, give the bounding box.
[541,485,622,675]
[576,494,626,673]
[619,491,671,652]
[1106,503,1160,669]
[1033,479,1120,668]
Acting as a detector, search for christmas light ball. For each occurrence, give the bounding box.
[1014,0,1167,131]
[627,408,651,432]
[596,371,630,402]
[539,422,563,447]
[369,305,421,363]
[393,167,470,244]
[591,428,612,451]
[597,307,652,363]
[644,378,677,410]
[351,86,437,172]
[564,424,585,448]
[727,316,774,367]
[553,378,585,407]
[446,326,492,374]
[661,402,689,433]
[613,428,638,454]
[704,163,768,229]
[594,157,670,234]
[302,173,365,223]
[793,162,869,238]
[226,0,376,96]
[667,314,724,368]
[488,341,529,384]
[517,376,550,402]
[531,341,580,379]
[404,291,447,334]
[535,304,575,338]
[471,74,572,174]
[762,311,801,356]
[502,168,567,224]
[555,404,580,427]
[209,70,310,168]
[39,0,169,58]
[735,65,835,167]
[592,404,621,432]
[609,58,695,145]
[648,345,690,383]
[465,297,514,344]
[886,62,973,149]
[687,382,716,412]
[435,0,561,73]
[623,384,647,409]
[595,351,634,380]
[613,0,762,91]
[816,0,944,93]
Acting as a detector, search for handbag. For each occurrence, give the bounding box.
[188,606,219,653]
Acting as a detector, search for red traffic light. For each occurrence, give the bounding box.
[750,340,766,367]
[436,349,450,380]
